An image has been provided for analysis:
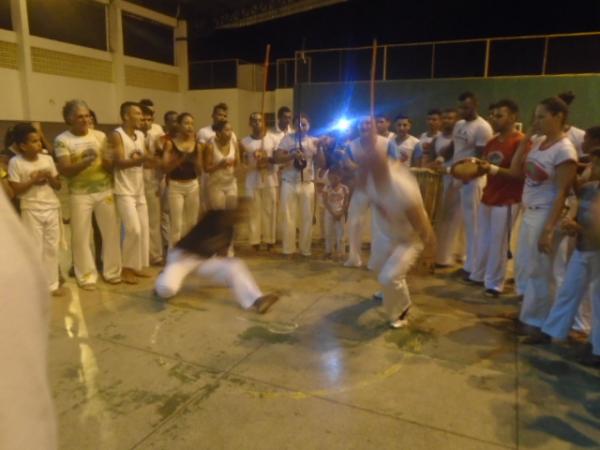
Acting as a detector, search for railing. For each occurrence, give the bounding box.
[293,31,600,84]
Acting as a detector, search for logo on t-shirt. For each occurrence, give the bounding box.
[525,160,549,185]
[398,150,409,162]
[486,150,504,165]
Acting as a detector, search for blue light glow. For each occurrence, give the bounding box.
[334,117,351,131]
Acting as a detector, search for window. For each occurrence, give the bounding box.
[123,13,174,65]
[27,0,107,50]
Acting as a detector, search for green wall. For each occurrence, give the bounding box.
[295,75,600,136]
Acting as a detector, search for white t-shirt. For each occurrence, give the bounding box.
[268,125,292,149]
[207,138,237,189]
[522,136,578,208]
[54,129,112,195]
[565,125,585,157]
[394,135,420,165]
[197,125,238,145]
[434,134,453,167]
[278,133,318,183]
[366,161,422,242]
[8,154,60,210]
[452,116,493,162]
[241,134,278,192]
[114,127,145,196]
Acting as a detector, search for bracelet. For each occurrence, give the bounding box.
[489,164,500,175]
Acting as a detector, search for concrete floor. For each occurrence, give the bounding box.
[49,248,600,450]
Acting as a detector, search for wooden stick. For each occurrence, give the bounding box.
[370,39,377,121]
[260,44,271,135]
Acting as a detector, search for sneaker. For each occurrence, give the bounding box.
[372,292,383,301]
[522,332,552,345]
[453,268,470,278]
[253,294,280,314]
[434,263,452,269]
[578,353,600,368]
[461,278,484,287]
[103,276,122,285]
[343,258,362,268]
[484,288,501,298]
[79,283,97,291]
[389,307,410,329]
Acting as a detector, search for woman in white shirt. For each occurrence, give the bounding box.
[479,97,578,333]
[204,121,239,211]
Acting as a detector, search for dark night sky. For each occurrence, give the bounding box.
[188,0,600,62]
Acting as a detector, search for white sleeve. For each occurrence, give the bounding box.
[278,135,294,151]
[475,122,493,147]
[7,159,22,183]
[554,141,578,166]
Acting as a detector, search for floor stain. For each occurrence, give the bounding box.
[238,325,298,344]
[157,393,191,420]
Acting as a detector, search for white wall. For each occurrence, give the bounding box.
[0,68,24,120]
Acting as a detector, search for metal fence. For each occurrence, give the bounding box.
[188,31,600,90]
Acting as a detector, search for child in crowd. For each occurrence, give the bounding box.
[322,167,349,260]
[8,123,63,296]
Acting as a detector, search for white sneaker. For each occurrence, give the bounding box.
[343,258,362,268]
[389,318,409,329]
[372,292,383,301]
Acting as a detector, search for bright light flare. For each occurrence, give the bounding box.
[334,117,351,131]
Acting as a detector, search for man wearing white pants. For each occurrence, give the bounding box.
[241,113,278,251]
[111,102,150,284]
[155,208,279,313]
[361,119,435,328]
[468,100,525,296]
[276,114,324,256]
[55,100,121,290]
[343,123,397,267]
[452,92,493,277]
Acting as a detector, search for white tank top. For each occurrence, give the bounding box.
[207,138,236,189]
[114,127,145,196]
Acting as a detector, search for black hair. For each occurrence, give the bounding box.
[140,105,153,116]
[139,99,154,108]
[393,114,411,123]
[488,102,497,111]
[4,127,14,150]
[212,103,228,114]
[458,91,477,102]
[277,106,291,119]
[494,99,519,114]
[176,112,194,124]
[120,101,141,120]
[427,108,442,116]
[585,125,600,142]
[164,110,178,123]
[12,122,38,145]
[539,97,569,123]
[557,91,575,106]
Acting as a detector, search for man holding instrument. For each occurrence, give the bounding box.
[467,99,526,297]
[450,92,493,278]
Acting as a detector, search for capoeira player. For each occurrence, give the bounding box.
[343,119,396,268]
[155,200,279,313]
[359,119,436,328]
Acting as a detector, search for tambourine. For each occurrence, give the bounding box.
[450,157,485,182]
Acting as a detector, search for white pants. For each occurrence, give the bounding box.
[324,210,345,255]
[207,182,238,211]
[518,207,556,328]
[552,234,591,333]
[470,203,520,292]
[280,180,315,255]
[145,171,164,263]
[248,186,277,245]
[460,177,484,273]
[168,179,200,246]
[346,189,370,265]
[369,228,422,320]
[155,248,262,309]
[116,194,149,271]
[541,249,600,341]
[435,177,464,265]
[21,208,60,291]
[70,191,121,285]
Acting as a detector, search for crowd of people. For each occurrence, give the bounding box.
[1,91,599,367]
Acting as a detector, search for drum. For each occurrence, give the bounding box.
[450,157,485,182]
[410,168,443,224]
